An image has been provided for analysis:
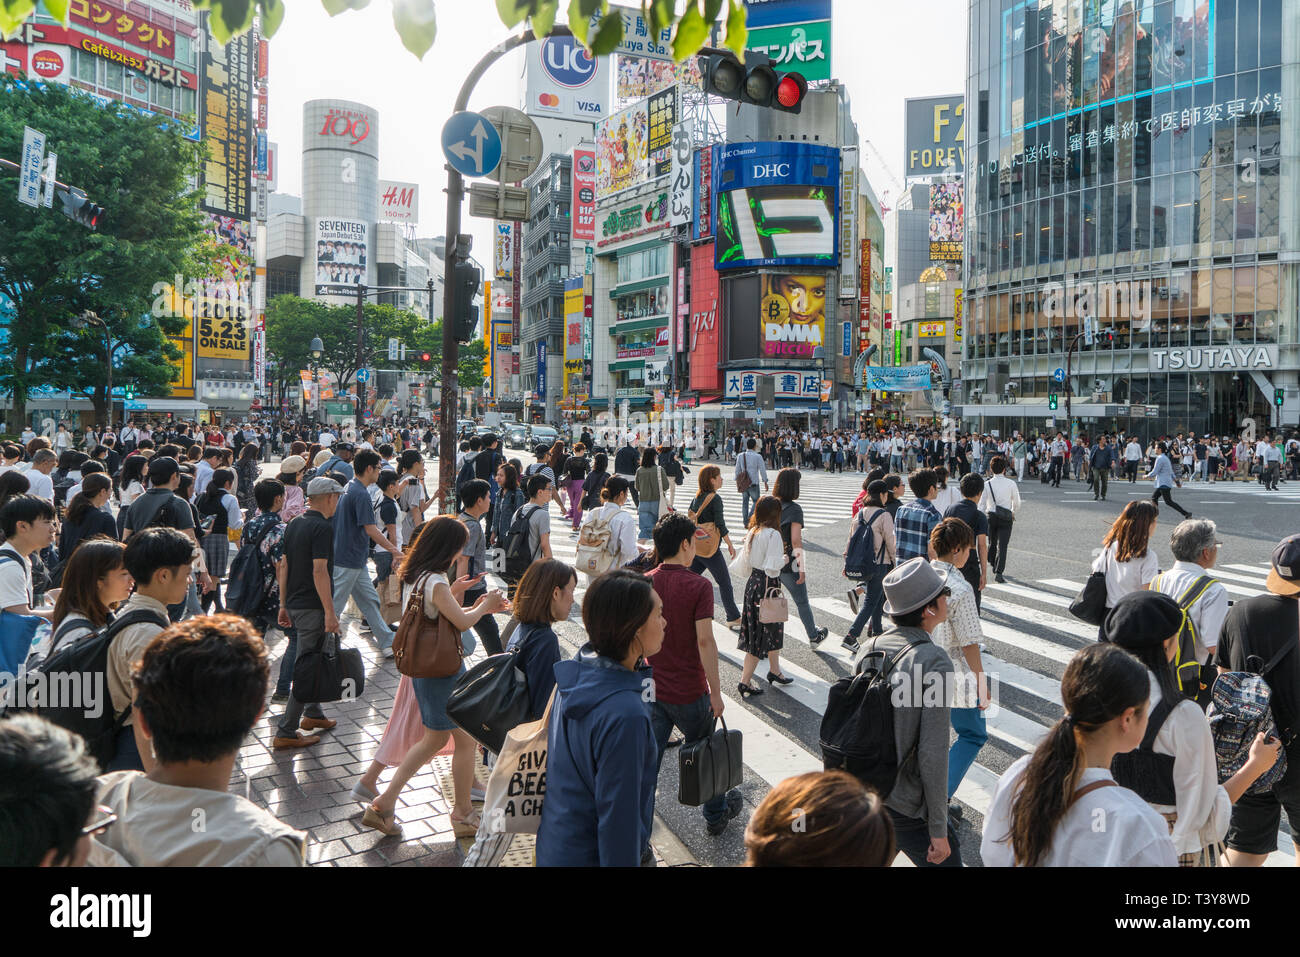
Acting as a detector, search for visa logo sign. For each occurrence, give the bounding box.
[576,100,602,114]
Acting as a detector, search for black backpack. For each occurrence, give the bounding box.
[843,509,886,581]
[820,635,925,797]
[502,504,542,585]
[9,608,170,769]
[224,520,279,623]
[52,469,78,511]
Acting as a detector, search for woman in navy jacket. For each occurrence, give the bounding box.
[537,569,664,867]
[507,559,576,721]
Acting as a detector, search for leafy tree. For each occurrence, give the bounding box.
[0,0,747,63]
[0,76,217,426]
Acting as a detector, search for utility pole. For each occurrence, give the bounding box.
[355,281,366,430]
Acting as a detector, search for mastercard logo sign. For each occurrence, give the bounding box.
[31,50,65,78]
[537,93,560,108]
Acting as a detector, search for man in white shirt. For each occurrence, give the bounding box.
[889,432,905,473]
[19,426,35,445]
[1150,519,1228,703]
[1255,437,1270,485]
[24,449,57,504]
[1124,436,1143,483]
[319,428,337,447]
[0,494,57,621]
[53,424,72,454]
[1048,433,1067,487]
[978,456,1022,584]
[192,446,223,500]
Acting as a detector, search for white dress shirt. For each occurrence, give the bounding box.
[1150,560,1229,660]
[982,757,1177,866]
[978,473,1022,516]
[1094,542,1159,608]
[193,460,215,499]
[933,484,961,515]
[735,526,785,578]
[25,469,54,504]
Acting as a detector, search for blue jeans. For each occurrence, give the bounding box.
[637,500,659,538]
[332,564,396,647]
[778,567,820,642]
[372,548,393,583]
[948,706,988,797]
[847,567,886,640]
[649,693,730,826]
[691,549,741,621]
[740,484,760,526]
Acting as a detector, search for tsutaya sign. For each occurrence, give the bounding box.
[1151,346,1278,371]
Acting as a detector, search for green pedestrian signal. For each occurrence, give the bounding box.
[1048,393,1058,410]
[1276,387,1286,407]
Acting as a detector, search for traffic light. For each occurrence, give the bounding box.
[1048,393,1058,410]
[450,261,481,342]
[55,185,104,230]
[700,53,809,114]
[420,351,431,364]
[124,385,135,401]
[1276,387,1286,407]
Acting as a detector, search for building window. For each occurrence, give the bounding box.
[75,50,96,84]
[103,61,124,92]
[180,87,196,116]
[175,33,193,67]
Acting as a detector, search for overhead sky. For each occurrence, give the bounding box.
[267,0,965,266]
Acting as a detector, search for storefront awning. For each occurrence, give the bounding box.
[129,398,210,413]
[694,403,724,415]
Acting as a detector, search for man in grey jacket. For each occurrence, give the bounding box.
[733,437,769,526]
[853,557,958,866]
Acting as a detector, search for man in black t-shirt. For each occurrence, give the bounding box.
[275,476,345,750]
[943,472,990,611]
[1215,534,1300,866]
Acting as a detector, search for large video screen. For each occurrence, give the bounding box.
[760,272,827,360]
[717,186,837,270]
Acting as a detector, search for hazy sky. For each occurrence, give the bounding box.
[267,0,966,258]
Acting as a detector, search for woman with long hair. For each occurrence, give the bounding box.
[562,443,590,532]
[195,466,242,613]
[1093,500,1160,639]
[235,443,260,512]
[983,642,1178,866]
[731,495,790,697]
[634,446,668,541]
[59,473,116,559]
[536,569,663,867]
[579,452,610,528]
[773,467,827,646]
[48,537,133,653]
[492,462,525,547]
[688,464,741,629]
[115,454,148,506]
[359,516,509,838]
[507,559,576,720]
[1103,591,1281,867]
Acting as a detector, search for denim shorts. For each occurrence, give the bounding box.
[410,631,475,731]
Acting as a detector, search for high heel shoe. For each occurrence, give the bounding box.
[737,681,764,698]
[766,671,794,685]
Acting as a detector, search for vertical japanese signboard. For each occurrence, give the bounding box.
[572,146,596,242]
[692,143,716,241]
[669,119,694,226]
[200,19,253,221]
[839,146,857,295]
[858,238,871,352]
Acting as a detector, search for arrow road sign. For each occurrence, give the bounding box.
[1052,367,1065,383]
[356,368,370,383]
[441,111,502,179]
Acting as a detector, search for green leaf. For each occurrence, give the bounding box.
[216,0,255,38]
[321,0,352,15]
[43,0,69,25]
[0,0,37,38]
[529,0,556,39]
[495,0,528,28]
[645,0,672,36]
[703,0,724,24]
[723,0,747,63]
[588,9,622,55]
[566,0,591,45]
[392,0,436,58]
[671,0,707,62]
[259,0,285,37]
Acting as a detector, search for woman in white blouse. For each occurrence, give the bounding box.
[1092,500,1159,640]
[586,476,641,569]
[730,495,790,697]
[930,518,988,801]
[1104,591,1281,866]
[982,642,1178,867]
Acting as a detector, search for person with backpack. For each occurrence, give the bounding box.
[1148,519,1229,707]
[982,642,1178,866]
[578,452,610,535]
[491,463,525,548]
[613,435,641,506]
[57,474,117,563]
[233,480,298,702]
[0,494,57,623]
[832,556,957,865]
[687,465,741,630]
[842,480,896,652]
[196,467,243,614]
[44,537,133,665]
[1103,591,1281,866]
[104,528,195,771]
[316,442,356,483]
[505,559,572,722]
[1212,533,1300,866]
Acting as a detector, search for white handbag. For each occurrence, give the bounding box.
[729,531,754,579]
[479,688,556,837]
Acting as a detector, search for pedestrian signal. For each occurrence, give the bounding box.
[1276,387,1286,407]
[1048,393,1058,410]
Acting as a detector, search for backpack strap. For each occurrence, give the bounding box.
[1175,575,1217,610]
[1138,695,1176,751]
[1070,779,1119,806]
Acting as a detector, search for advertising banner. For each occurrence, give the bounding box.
[493,222,513,279]
[598,189,667,247]
[746,19,831,83]
[715,142,838,270]
[760,272,826,360]
[953,287,963,343]
[644,358,669,388]
[839,146,857,295]
[196,291,250,360]
[523,33,608,122]
[858,237,871,349]
[563,277,583,363]
[537,340,547,401]
[918,321,947,337]
[492,320,512,399]
[669,119,694,227]
[864,364,933,392]
[928,179,963,261]
[572,147,596,241]
[69,0,177,58]
[688,242,720,391]
[743,0,832,27]
[596,86,677,199]
[200,20,253,220]
[904,94,965,178]
[616,56,700,100]
[691,143,716,241]
[724,369,823,400]
[379,181,419,224]
[314,219,368,295]
[13,23,195,86]
[166,313,194,399]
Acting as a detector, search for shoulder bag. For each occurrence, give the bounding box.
[678,716,743,807]
[447,647,531,754]
[475,688,556,837]
[687,492,721,559]
[989,480,1015,524]
[392,574,466,678]
[1069,549,1110,626]
[735,453,754,494]
[291,631,366,704]
[758,584,789,624]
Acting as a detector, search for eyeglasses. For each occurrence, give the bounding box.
[81,805,118,836]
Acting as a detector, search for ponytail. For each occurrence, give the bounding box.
[1004,643,1149,866]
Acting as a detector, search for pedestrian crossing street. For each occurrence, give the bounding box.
[1157,478,1300,503]
[491,525,1297,866]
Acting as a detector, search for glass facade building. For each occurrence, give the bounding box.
[963,0,1298,439]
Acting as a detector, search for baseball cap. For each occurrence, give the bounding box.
[306,476,345,496]
[335,442,355,453]
[1266,534,1300,597]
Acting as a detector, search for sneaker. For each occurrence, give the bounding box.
[841,635,861,654]
[995,574,1006,584]
[846,587,861,614]
[270,691,289,704]
[706,790,745,836]
[809,626,828,646]
[380,644,395,659]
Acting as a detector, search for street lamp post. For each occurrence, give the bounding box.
[310,337,323,421]
[77,311,113,426]
[812,345,828,431]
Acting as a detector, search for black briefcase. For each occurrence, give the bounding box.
[292,632,366,704]
[678,717,743,807]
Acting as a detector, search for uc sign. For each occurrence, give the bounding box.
[540,36,596,89]
[318,109,371,146]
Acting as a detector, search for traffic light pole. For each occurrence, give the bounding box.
[1063,330,1087,436]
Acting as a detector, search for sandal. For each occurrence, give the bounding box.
[361,803,402,837]
[450,809,482,838]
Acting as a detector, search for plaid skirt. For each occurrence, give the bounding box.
[202,531,231,579]
[1160,811,1222,867]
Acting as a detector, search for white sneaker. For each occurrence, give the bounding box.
[381,645,395,659]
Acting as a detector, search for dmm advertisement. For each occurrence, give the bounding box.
[760,272,826,360]
[314,219,368,295]
[715,141,838,270]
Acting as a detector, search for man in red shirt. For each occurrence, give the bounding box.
[646,513,743,836]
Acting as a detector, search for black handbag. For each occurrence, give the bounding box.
[678,717,743,807]
[446,649,530,754]
[292,631,366,703]
[1069,570,1109,626]
[989,481,1015,524]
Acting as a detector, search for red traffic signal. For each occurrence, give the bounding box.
[776,73,808,110]
[420,351,431,362]
[701,53,808,114]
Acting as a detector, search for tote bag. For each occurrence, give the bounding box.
[479,688,556,836]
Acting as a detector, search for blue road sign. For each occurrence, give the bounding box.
[1052,367,1066,383]
[356,368,370,383]
[441,111,502,178]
